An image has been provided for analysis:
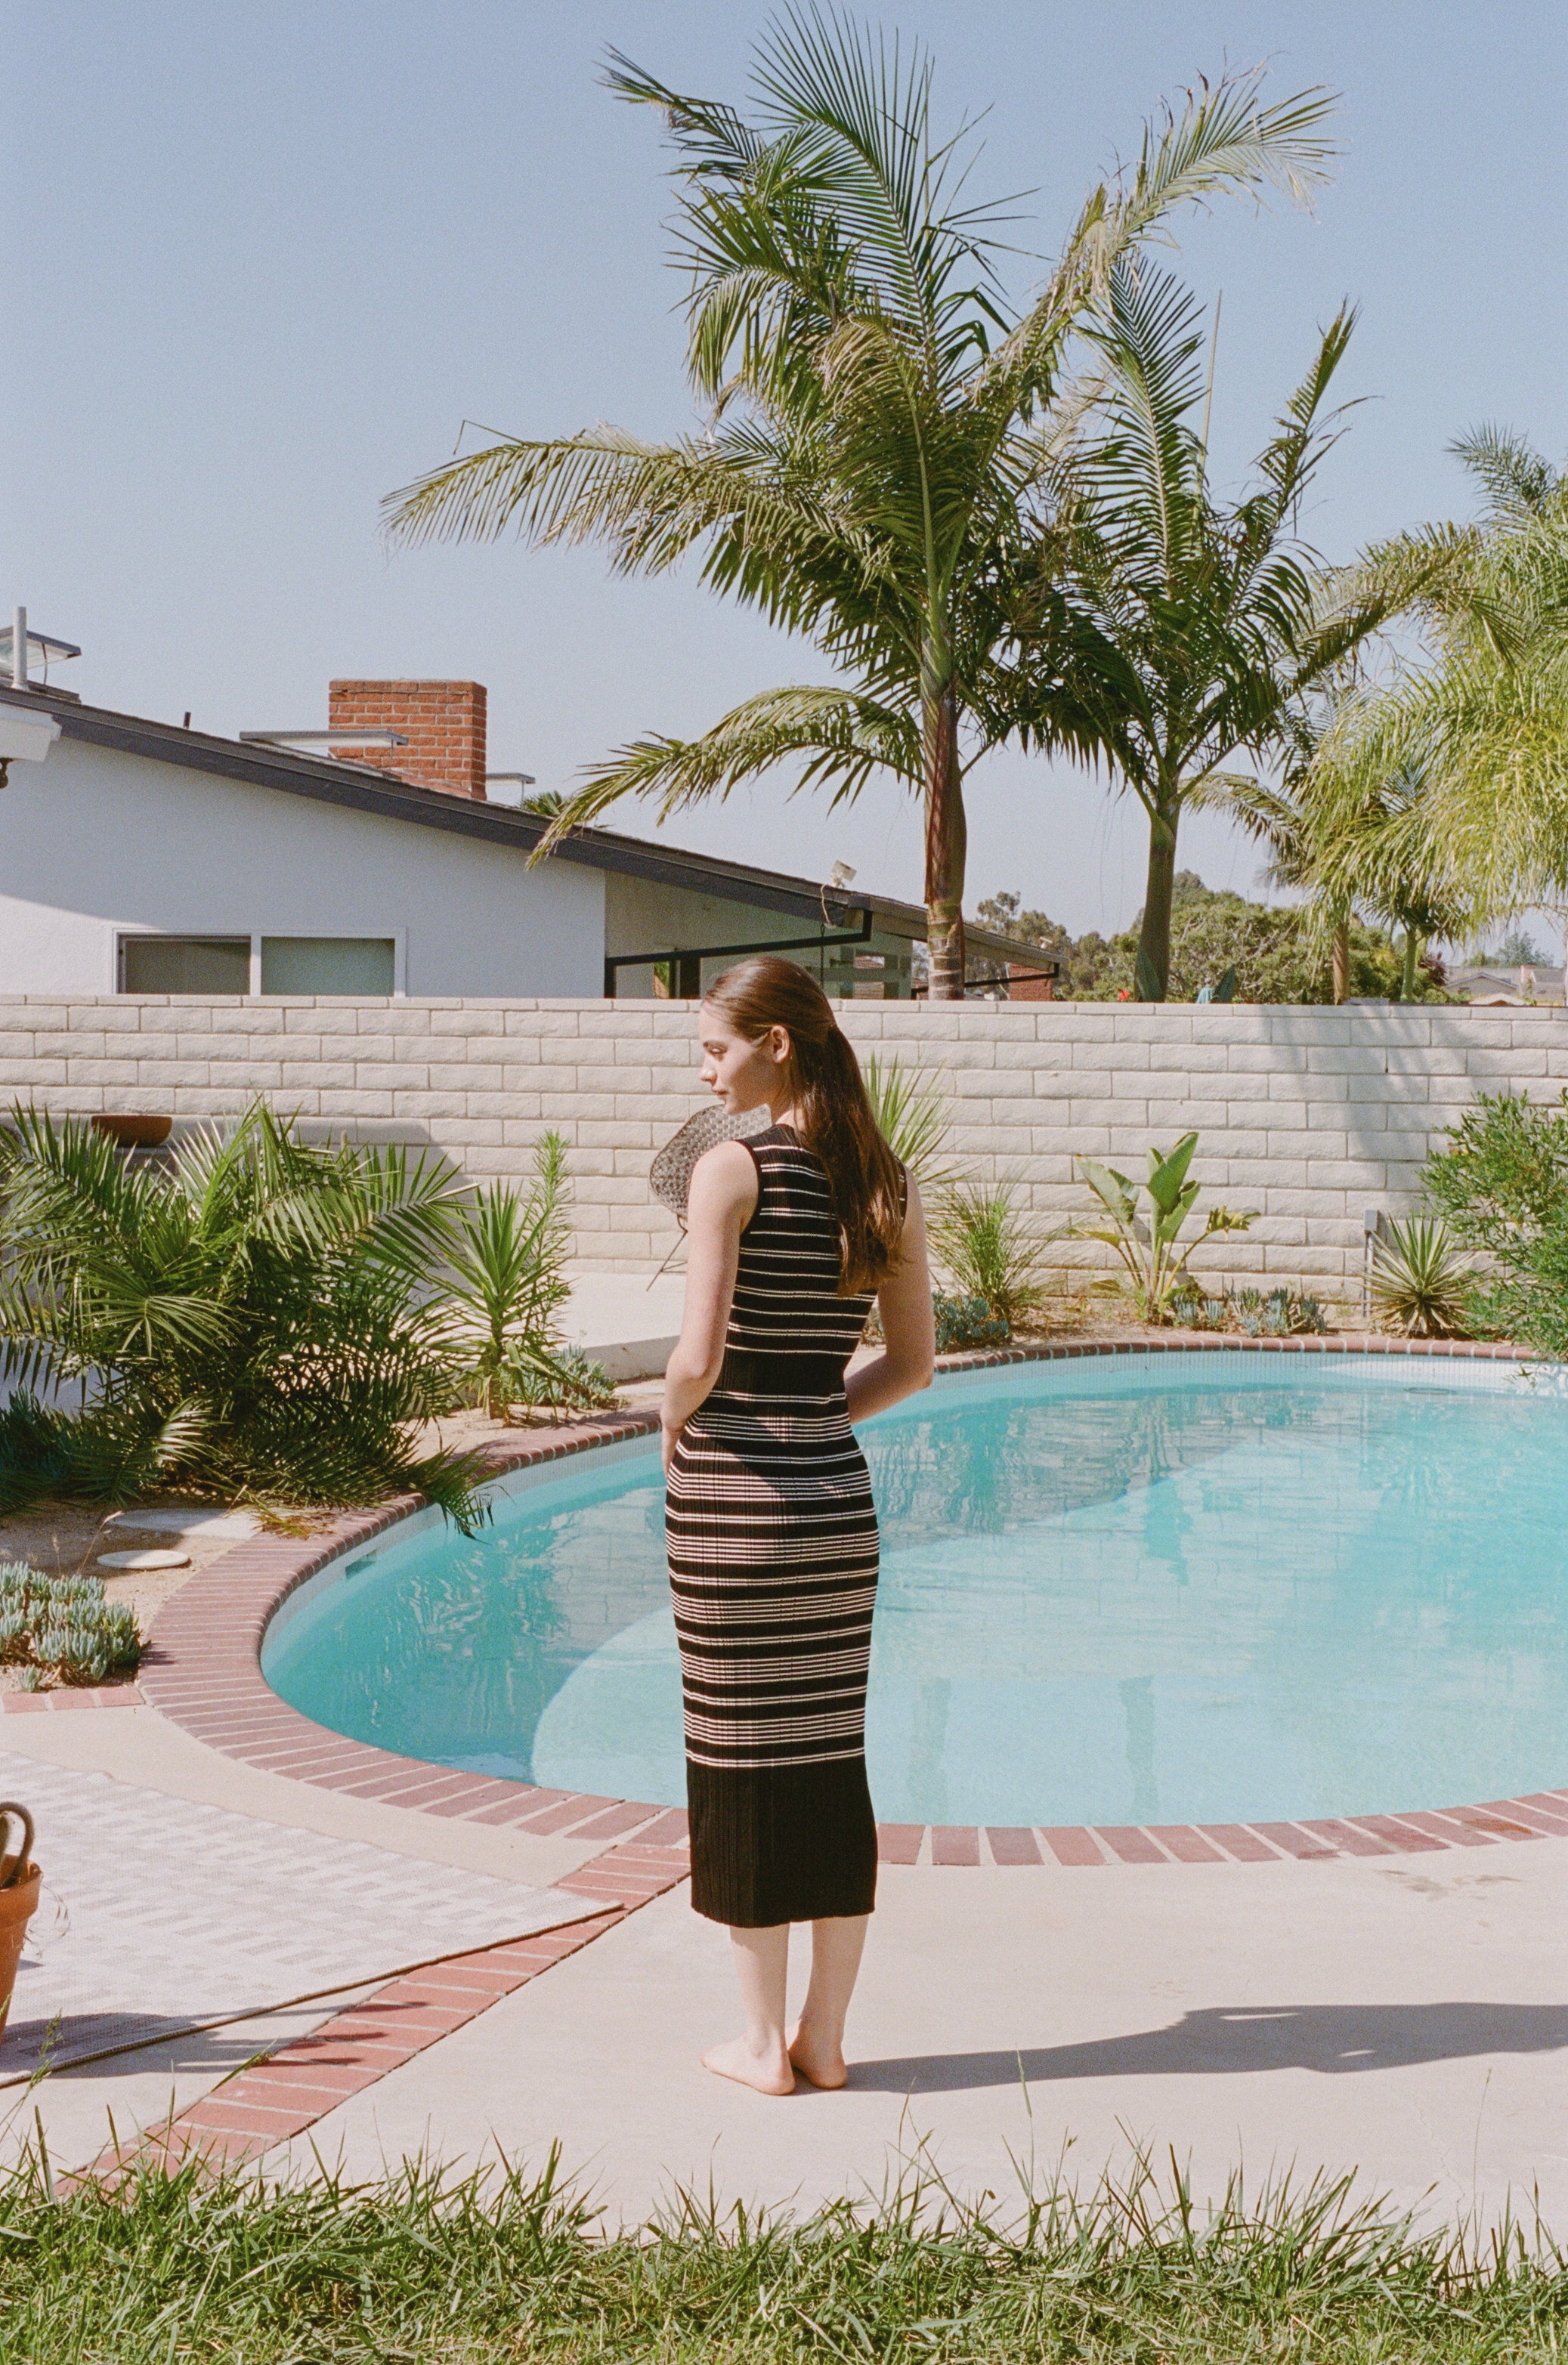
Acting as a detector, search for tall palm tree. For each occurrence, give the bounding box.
[1304,428,1568,944]
[1035,264,1424,1000]
[385,11,1337,996]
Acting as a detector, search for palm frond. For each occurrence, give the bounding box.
[532,684,920,854]
[1451,424,1560,524]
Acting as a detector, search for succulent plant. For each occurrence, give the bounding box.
[0,1560,141,1688]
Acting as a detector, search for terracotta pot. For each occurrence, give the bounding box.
[0,1862,41,2050]
[91,1113,172,1148]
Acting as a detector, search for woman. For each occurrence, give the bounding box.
[662,957,935,2096]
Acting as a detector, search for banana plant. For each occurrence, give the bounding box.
[1074,1132,1256,1319]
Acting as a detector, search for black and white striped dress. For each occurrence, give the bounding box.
[666,1124,882,1927]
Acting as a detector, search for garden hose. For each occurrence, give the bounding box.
[0,1804,34,1889]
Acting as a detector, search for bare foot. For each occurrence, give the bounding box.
[787,2025,847,2090]
[702,2036,796,2096]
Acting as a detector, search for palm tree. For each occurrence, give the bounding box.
[1035,264,1424,1000]
[384,11,1337,996]
[1300,428,1568,948]
[1214,762,1350,1000]
[1215,703,1479,1004]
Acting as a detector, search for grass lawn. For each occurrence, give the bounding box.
[3,2144,1566,2361]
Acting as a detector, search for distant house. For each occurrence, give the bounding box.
[0,672,1050,1000]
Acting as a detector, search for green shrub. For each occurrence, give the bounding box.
[979,876,1446,1002]
[1422,1091,1568,1353]
[932,1292,1010,1353]
[929,1182,1056,1329]
[0,1558,141,1686]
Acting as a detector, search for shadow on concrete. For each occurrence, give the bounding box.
[850,2002,1568,2091]
[0,2008,338,2089]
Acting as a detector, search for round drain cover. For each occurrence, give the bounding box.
[96,1549,191,1571]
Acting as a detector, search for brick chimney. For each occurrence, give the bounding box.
[328,679,487,799]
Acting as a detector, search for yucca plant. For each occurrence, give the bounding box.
[861,1055,956,1194]
[0,1102,486,1526]
[438,1135,615,1419]
[1074,1132,1256,1319]
[929,1182,1059,1330]
[1369,1214,1475,1338]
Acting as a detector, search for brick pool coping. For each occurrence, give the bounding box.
[14,1336,1565,1878]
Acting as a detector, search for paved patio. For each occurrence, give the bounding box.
[257,1842,1568,2234]
[5,1694,1568,2230]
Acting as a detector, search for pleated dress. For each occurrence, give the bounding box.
[666,1123,883,1928]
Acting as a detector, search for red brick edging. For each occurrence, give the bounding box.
[97,1343,1568,1875]
[2,1683,145,1714]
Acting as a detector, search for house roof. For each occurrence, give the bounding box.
[0,684,1053,971]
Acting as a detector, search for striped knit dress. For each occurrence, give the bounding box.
[666,1123,882,1928]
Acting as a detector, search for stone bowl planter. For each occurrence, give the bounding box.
[91,1114,172,1148]
[0,1804,39,2051]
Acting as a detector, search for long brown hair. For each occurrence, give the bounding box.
[704,956,906,1294]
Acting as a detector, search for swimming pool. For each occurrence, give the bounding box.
[261,1353,1568,1829]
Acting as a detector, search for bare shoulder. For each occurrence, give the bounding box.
[688,1136,761,1216]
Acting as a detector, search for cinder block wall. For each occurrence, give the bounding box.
[2,995,1562,1297]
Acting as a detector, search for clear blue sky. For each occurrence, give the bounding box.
[6,2,1566,939]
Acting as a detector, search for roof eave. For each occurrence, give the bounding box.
[0,686,1056,967]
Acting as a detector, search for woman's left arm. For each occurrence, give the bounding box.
[845,1178,936,1425]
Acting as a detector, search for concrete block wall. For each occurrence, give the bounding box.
[2,994,1563,1298]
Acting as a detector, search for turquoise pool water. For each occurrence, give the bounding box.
[261,1355,1568,1827]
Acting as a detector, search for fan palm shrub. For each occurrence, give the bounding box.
[861,1055,954,1193]
[385,14,1337,994]
[0,1104,485,1525]
[439,1135,615,1419]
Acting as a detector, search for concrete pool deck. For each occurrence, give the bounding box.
[264,1838,1568,2233]
[8,1693,1568,2229]
[2,1331,1565,2224]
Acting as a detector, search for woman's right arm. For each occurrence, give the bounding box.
[844,1177,936,1425]
[660,1139,759,1470]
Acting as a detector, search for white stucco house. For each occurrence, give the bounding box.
[0,666,1047,1003]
